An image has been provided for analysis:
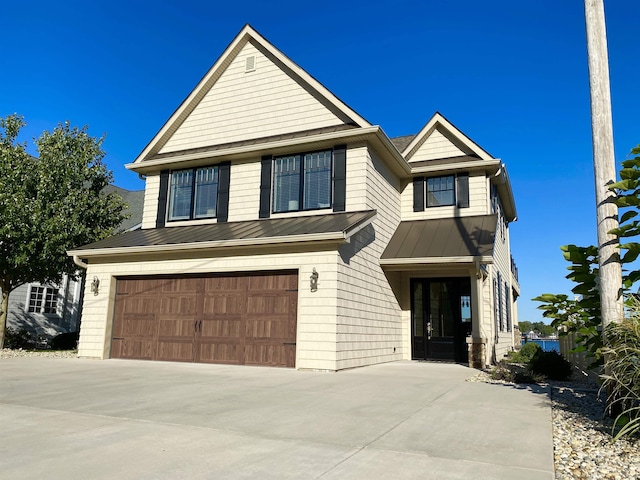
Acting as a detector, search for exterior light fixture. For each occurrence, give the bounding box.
[90,276,100,295]
[310,268,318,292]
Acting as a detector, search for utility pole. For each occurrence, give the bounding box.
[584,0,622,331]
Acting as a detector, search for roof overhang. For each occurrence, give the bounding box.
[380,215,497,270]
[68,210,376,260]
[491,164,517,222]
[126,126,411,177]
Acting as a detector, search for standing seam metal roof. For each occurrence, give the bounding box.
[381,215,497,260]
[71,210,376,252]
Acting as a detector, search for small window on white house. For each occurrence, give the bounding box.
[27,285,59,315]
[426,175,455,207]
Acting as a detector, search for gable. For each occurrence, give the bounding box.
[159,41,348,154]
[403,113,494,164]
[408,127,467,162]
[134,25,370,163]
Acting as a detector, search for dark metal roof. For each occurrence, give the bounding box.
[71,210,376,253]
[381,215,497,261]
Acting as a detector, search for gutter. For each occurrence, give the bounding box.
[68,231,352,259]
[72,255,89,269]
[379,255,494,267]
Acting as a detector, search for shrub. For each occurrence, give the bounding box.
[50,331,79,350]
[600,309,640,439]
[491,360,544,384]
[529,350,572,381]
[4,327,33,349]
[507,342,542,364]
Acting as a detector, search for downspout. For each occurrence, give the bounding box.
[71,255,88,337]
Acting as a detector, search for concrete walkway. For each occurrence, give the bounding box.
[0,358,554,479]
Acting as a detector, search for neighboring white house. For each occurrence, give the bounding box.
[67,25,519,370]
[6,186,144,343]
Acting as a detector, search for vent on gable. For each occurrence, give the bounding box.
[245,55,256,73]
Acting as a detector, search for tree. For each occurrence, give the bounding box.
[534,145,640,367]
[0,114,127,348]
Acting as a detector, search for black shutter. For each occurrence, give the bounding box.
[156,170,170,228]
[217,161,231,222]
[413,177,425,212]
[259,155,272,218]
[456,173,469,208]
[333,145,347,212]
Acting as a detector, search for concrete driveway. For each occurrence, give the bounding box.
[0,358,554,479]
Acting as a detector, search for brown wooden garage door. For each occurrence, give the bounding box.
[111,271,298,367]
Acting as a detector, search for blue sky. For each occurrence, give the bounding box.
[3,1,639,324]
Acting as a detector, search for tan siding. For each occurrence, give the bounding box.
[344,145,369,211]
[409,128,466,162]
[227,159,261,221]
[77,251,340,371]
[141,175,160,229]
[159,43,344,154]
[401,172,488,220]
[336,147,403,370]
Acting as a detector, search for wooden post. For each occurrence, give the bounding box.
[584,0,622,332]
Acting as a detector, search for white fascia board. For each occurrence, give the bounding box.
[126,127,412,176]
[379,256,494,266]
[67,231,348,258]
[410,159,501,175]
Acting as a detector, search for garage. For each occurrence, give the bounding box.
[110,271,298,367]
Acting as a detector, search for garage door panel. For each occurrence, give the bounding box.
[157,317,196,337]
[160,277,201,294]
[203,293,243,315]
[197,341,242,364]
[200,317,242,338]
[244,344,294,367]
[117,279,161,295]
[112,271,298,367]
[112,338,155,360]
[113,314,157,337]
[160,296,197,315]
[156,340,195,362]
[204,276,243,291]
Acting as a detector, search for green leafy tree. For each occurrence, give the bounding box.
[534,145,640,367]
[0,114,127,348]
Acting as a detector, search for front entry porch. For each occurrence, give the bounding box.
[411,277,472,363]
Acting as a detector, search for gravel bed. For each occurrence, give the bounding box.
[0,348,78,359]
[468,369,640,479]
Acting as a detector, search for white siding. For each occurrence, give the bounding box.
[335,146,403,370]
[141,174,160,229]
[409,128,466,162]
[159,42,344,154]
[401,172,488,220]
[227,159,261,221]
[78,250,340,371]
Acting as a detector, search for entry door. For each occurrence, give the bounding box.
[411,278,471,362]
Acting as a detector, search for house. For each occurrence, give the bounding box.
[67,25,519,370]
[6,186,144,343]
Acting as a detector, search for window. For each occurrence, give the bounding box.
[168,166,219,221]
[273,150,332,213]
[27,285,59,315]
[504,283,511,332]
[426,175,455,207]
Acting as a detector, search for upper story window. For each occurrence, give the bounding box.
[413,173,469,212]
[273,150,332,213]
[426,175,455,207]
[27,285,59,315]
[168,166,219,221]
